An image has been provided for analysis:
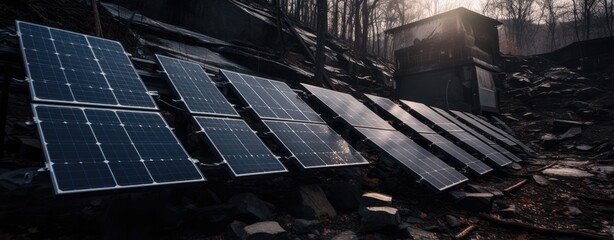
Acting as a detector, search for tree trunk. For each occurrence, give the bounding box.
[360,0,369,55]
[315,0,328,85]
[333,0,339,37]
[353,0,362,52]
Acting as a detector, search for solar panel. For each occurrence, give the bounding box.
[263,120,368,168]
[193,116,287,177]
[32,104,204,194]
[156,55,239,116]
[450,110,518,147]
[432,108,523,162]
[17,21,156,109]
[464,112,537,155]
[221,70,324,123]
[365,94,435,134]
[419,133,493,175]
[301,84,395,130]
[400,100,463,132]
[448,132,512,167]
[355,127,467,191]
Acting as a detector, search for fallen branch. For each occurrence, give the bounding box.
[477,213,612,240]
[528,161,557,173]
[454,224,477,240]
[503,179,529,194]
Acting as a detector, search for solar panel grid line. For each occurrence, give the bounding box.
[419,133,493,175]
[17,21,157,110]
[399,100,464,133]
[156,55,239,117]
[450,110,518,147]
[355,127,468,191]
[193,116,288,177]
[464,112,537,155]
[32,104,204,194]
[300,83,395,130]
[262,120,369,169]
[364,94,436,134]
[449,132,513,167]
[267,80,323,123]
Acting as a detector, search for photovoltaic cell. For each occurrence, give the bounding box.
[193,116,287,177]
[450,110,518,147]
[432,108,523,162]
[355,127,467,191]
[33,104,204,194]
[419,133,493,175]
[17,21,156,109]
[464,112,537,155]
[400,100,463,132]
[301,84,395,130]
[365,94,435,134]
[222,70,324,123]
[263,120,368,168]
[156,55,239,116]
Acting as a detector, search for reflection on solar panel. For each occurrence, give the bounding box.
[451,110,517,147]
[355,127,467,191]
[400,100,463,132]
[301,84,394,130]
[464,112,537,155]
[33,104,204,194]
[193,116,287,177]
[365,94,435,134]
[18,21,156,109]
[447,132,512,167]
[432,108,523,162]
[263,120,368,168]
[419,133,493,175]
[221,70,324,123]
[156,55,239,116]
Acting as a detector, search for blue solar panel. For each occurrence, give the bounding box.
[355,128,467,191]
[400,100,463,132]
[301,84,395,130]
[222,70,324,123]
[156,55,239,116]
[263,120,368,169]
[193,116,287,177]
[33,104,204,194]
[17,21,156,109]
[419,133,493,175]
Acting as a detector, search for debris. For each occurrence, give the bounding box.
[503,179,529,194]
[226,220,247,239]
[575,144,593,151]
[565,206,583,216]
[499,204,517,218]
[541,134,560,150]
[331,230,358,240]
[229,193,276,221]
[406,226,440,240]
[445,215,462,227]
[552,119,585,132]
[292,219,320,235]
[528,161,558,173]
[298,185,337,218]
[542,168,595,178]
[359,192,392,215]
[450,192,494,211]
[242,221,287,240]
[453,224,477,240]
[558,127,582,140]
[325,182,361,211]
[576,87,604,100]
[532,175,550,186]
[360,206,401,232]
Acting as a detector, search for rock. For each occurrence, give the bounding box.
[558,127,582,140]
[522,112,536,119]
[331,230,358,240]
[292,219,320,235]
[508,73,531,87]
[565,206,583,216]
[229,193,276,221]
[298,185,337,218]
[450,192,494,211]
[445,215,462,227]
[541,134,560,150]
[326,182,361,211]
[532,175,550,186]
[499,205,516,218]
[575,144,593,151]
[242,221,287,240]
[360,192,392,211]
[405,216,426,224]
[576,87,604,100]
[360,207,401,232]
[552,119,585,132]
[226,220,247,239]
[543,168,594,178]
[406,226,440,240]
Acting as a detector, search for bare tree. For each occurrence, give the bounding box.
[315,0,327,85]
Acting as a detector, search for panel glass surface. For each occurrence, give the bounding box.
[419,133,493,175]
[301,84,395,130]
[156,55,239,116]
[355,127,467,191]
[18,21,156,109]
[400,100,463,132]
[263,120,368,168]
[222,70,323,123]
[365,94,435,134]
[33,104,204,194]
[193,116,287,177]
[449,132,512,167]
[450,110,517,147]
[464,112,536,155]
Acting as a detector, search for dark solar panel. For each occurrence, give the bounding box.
[156,55,239,116]
[18,21,156,109]
[400,100,463,132]
[419,133,493,175]
[365,94,435,134]
[193,116,287,177]
[355,127,467,191]
[263,120,368,168]
[301,84,395,130]
[449,132,512,167]
[33,104,204,194]
[450,110,517,147]
[432,108,523,162]
[464,112,537,155]
[222,70,324,123]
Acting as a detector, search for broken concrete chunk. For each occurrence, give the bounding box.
[298,185,337,218]
[242,221,287,240]
[360,206,401,232]
[532,175,550,186]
